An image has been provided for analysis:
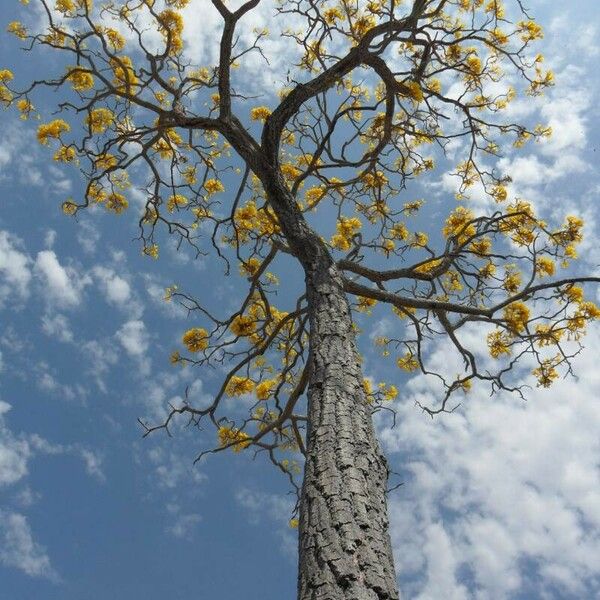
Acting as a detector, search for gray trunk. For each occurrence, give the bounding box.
[262,175,399,599]
[298,265,399,600]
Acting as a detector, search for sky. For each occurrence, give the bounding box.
[1,1,600,599]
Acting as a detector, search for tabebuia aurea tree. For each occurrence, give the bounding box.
[4,0,599,597]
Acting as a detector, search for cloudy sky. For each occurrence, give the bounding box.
[1,1,599,599]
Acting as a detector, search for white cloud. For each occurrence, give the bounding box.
[93,266,132,306]
[41,313,74,343]
[34,250,89,308]
[0,510,56,579]
[76,219,101,255]
[115,319,149,358]
[165,503,202,540]
[382,324,600,599]
[0,230,32,309]
[235,488,297,558]
[0,402,31,488]
[43,230,57,249]
[78,448,105,482]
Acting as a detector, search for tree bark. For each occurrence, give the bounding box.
[262,174,399,600]
[298,264,399,600]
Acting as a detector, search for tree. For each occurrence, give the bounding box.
[3,0,599,597]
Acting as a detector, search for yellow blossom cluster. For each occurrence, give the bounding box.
[232,200,280,242]
[442,206,476,244]
[218,426,251,452]
[230,314,256,338]
[56,0,92,14]
[361,170,388,190]
[66,67,94,92]
[256,378,278,400]
[330,216,362,251]
[167,194,187,212]
[37,119,70,145]
[102,27,126,51]
[7,21,27,39]
[239,257,261,277]
[153,129,184,159]
[225,376,255,397]
[503,301,530,334]
[111,56,138,92]
[105,192,128,214]
[53,145,76,163]
[182,327,209,352]
[250,106,272,122]
[85,108,114,134]
[356,296,377,313]
[499,200,538,246]
[397,352,419,372]
[157,9,184,55]
[535,257,555,278]
[204,178,224,195]
[532,356,560,388]
[486,330,512,358]
[401,80,423,102]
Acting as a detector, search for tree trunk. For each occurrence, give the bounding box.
[261,175,399,599]
[298,264,399,600]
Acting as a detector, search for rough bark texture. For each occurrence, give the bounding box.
[298,266,399,600]
[260,174,399,600]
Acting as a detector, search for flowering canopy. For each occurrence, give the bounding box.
[4,0,599,481]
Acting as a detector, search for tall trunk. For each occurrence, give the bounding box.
[261,175,398,599]
[298,262,399,600]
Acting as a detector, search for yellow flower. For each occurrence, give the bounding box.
[503,267,521,293]
[16,98,34,119]
[218,426,251,452]
[103,27,126,51]
[7,22,27,39]
[487,330,512,358]
[356,296,377,313]
[330,216,362,251]
[61,200,77,215]
[111,56,138,92]
[239,257,261,277]
[225,376,255,397]
[517,20,544,42]
[230,315,256,337]
[382,384,398,401]
[256,378,277,400]
[157,9,184,55]
[85,108,114,134]
[397,353,419,371]
[503,302,530,334]
[167,194,188,212]
[95,153,118,170]
[182,328,209,352]
[534,325,563,347]
[443,206,476,243]
[0,70,14,83]
[323,7,343,23]
[250,106,272,122]
[143,244,159,259]
[401,80,424,102]
[67,67,94,92]
[532,357,559,388]
[535,257,555,278]
[204,178,224,195]
[105,193,128,214]
[37,119,70,145]
[53,145,76,163]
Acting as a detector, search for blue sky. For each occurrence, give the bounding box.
[1,1,600,599]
